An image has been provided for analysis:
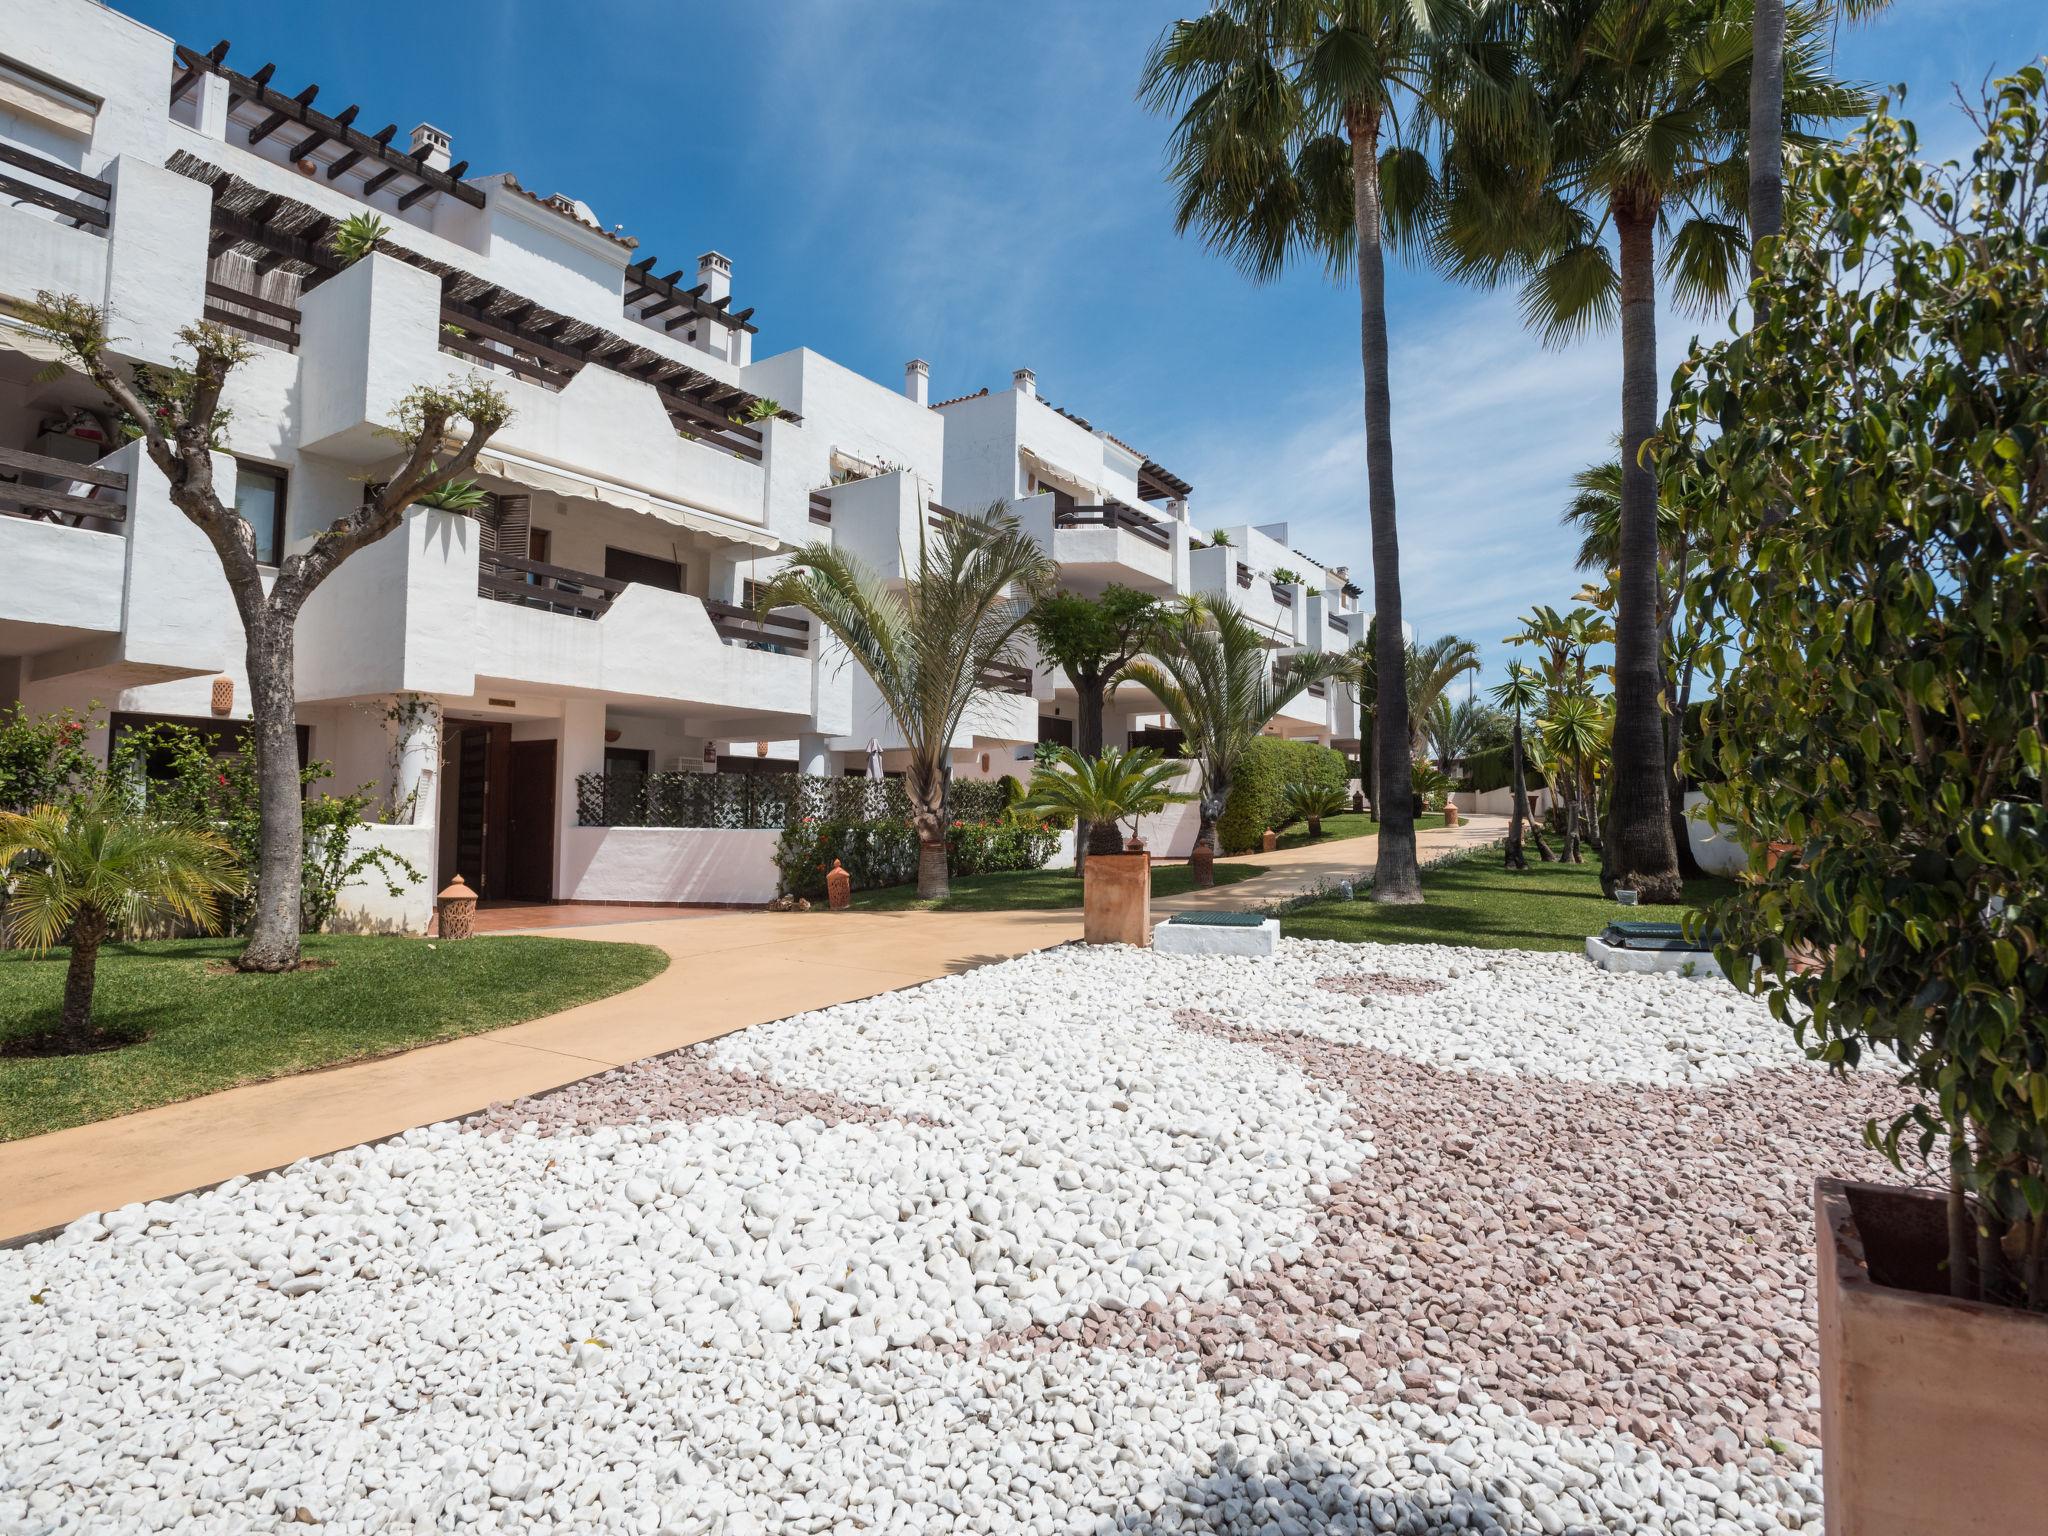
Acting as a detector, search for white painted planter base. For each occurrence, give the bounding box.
[1584,934,1724,980]
[1152,918,1281,958]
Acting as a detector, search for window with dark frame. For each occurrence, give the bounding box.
[604,547,684,593]
[233,461,287,565]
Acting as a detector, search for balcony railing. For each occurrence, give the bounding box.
[980,661,1033,695]
[478,553,623,618]
[1235,561,1253,589]
[203,280,301,352]
[0,142,111,232]
[0,446,128,525]
[1270,581,1295,607]
[1054,500,1172,551]
[706,600,810,655]
[1328,613,1348,636]
[807,490,833,526]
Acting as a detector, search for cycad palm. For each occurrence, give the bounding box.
[1,791,241,1049]
[1141,0,1464,905]
[1432,0,1860,900]
[1018,747,1192,857]
[758,507,1056,899]
[1124,598,1356,878]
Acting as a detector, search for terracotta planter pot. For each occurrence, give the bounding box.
[1444,802,1461,826]
[1189,843,1214,887]
[1082,851,1150,947]
[1816,1177,2048,1535]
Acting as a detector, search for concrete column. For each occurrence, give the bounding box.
[102,156,211,367]
[196,74,231,139]
[389,694,441,825]
[796,733,832,776]
[554,698,606,895]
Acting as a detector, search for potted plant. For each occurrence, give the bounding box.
[1019,745,1189,945]
[1680,78,2048,1535]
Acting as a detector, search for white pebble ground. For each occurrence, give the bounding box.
[0,939,1899,1534]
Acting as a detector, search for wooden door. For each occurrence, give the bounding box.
[506,740,557,901]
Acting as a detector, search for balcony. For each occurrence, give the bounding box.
[1015,493,1182,595]
[0,446,129,648]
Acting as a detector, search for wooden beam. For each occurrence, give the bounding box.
[288,104,354,160]
[246,83,316,146]
[326,122,393,181]
[395,179,438,211]
[359,162,403,196]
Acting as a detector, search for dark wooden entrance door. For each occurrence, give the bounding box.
[506,740,557,901]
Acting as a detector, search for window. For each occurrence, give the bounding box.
[234,462,287,565]
[604,547,684,592]
[604,746,650,777]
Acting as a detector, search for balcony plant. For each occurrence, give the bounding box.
[1019,746,1189,945]
[757,506,1056,900]
[1678,74,2048,1532]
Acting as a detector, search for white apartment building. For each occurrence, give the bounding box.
[0,0,1368,926]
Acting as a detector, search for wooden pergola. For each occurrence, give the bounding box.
[624,257,758,339]
[169,42,483,213]
[168,154,796,460]
[1043,399,1193,503]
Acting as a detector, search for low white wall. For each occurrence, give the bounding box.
[329,823,437,935]
[1685,789,1750,876]
[1455,786,1555,817]
[560,826,781,906]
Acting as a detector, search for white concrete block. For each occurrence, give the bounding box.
[1584,934,1724,980]
[1152,918,1281,958]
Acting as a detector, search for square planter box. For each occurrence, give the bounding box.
[1082,851,1151,946]
[1816,1176,2048,1535]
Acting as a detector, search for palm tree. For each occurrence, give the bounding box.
[1282,779,1352,837]
[1430,0,1859,900]
[1028,586,1162,874]
[1,791,240,1050]
[758,507,1056,900]
[1508,604,1612,859]
[1403,635,1481,756]
[1018,746,1192,857]
[1538,690,1610,863]
[1425,694,1501,773]
[1488,660,1545,868]
[1124,598,1356,883]
[1141,0,1463,906]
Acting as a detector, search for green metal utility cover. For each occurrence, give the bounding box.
[1601,920,1714,952]
[1168,911,1269,928]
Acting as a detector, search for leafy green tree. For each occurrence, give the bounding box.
[29,296,508,971]
[0,704,98,815]
[1028,586,1163,871]
[759,508,1056,900]
[1124,598,1356,880]
[1429,0,1861,900]
[1141,0,1460,904]
[1017,746,1192,857]
[0,791,241,1051]
[1679,73,2047,1307]
[1488,660,1545,868]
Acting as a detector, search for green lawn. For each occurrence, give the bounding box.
[1272,810,1446,852]
[843,859,1262,913]
[1281,853,1737,953]
[0,935,668,1142]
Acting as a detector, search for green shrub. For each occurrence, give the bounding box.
[774,816,1057,898]
[1463,743,1547,795]
[0,703,99,813]
[1216,739,1346,854]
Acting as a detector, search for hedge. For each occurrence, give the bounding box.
[773,817,1059,899]
[1462,743,1547,795]
[1216,739,1348,854]
[577,770,1012,828]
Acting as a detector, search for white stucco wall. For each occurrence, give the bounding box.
[0,518,125,639]
[329,822,438,934]
[559,826,780,905]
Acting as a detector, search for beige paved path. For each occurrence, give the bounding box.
[1,816,1506,1243]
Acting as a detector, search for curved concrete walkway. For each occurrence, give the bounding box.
[0,816,1505,1242]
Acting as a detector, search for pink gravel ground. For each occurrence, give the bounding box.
[997,1005,1908,1469]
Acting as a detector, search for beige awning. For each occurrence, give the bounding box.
[1018,446,1101,503]
[474,448,782,551]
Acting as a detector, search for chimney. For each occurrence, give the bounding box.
[1012,367,1036,398]
[904,359,930,407]
[698,250,732,305]
[409,123,451,173]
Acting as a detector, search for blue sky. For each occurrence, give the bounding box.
[129,0,2044,688]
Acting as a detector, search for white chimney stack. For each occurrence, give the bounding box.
[698,250,732,305]
[409,123,451,173]
[1012,367,1036,398]
[904,359,930,406]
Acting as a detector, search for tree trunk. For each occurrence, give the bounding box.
[1348,106,1419,905]
[1667,635,1704,879]
[1748,0,1787,290]
[1607,201,1682,902]
[1191,773,1227,886]
[237,602,308,971]
[1073,672,1107,880]
[58,906,108,1048]
[916,838,950,901]
[1504,716,1528,870]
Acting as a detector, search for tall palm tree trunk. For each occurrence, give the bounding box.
[908,759,951,900]
[238,604,308,970]
[1348,106,1420,905]
[1073,673,1107,879]
[1504,715,1528,870]
[1607,201,1683,901]
[1748,0,1787,283]
[59,907,108,1048]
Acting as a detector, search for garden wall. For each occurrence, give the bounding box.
[559,826,782,906]
[329,824,437,935]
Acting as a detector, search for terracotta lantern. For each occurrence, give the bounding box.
[435,874,477,940]
[1262,828,1278,853]
[1444,802,1461,826]
[210,676,233,716]
[1351,789,1365,815]
[825,858,851,911]
[1189,842,1214,887]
